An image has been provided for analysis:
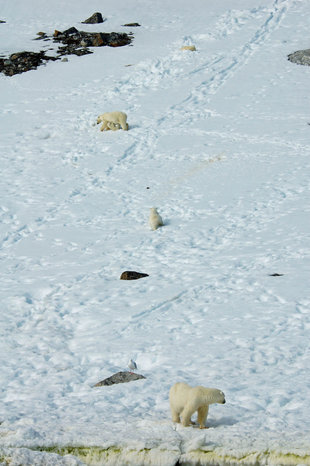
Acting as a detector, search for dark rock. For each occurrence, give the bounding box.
[123,23,141,27]
[60,45,92,57]
[0,51,57,76]
[288,49,310,66]
[120,271,149,280]
[94,371,146,387]
[63,26,80,36]
[82,12,106,24]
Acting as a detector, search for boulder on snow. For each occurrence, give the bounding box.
[120,271,149,280]
[93,371,146,387]
[82,12,106,24]
[288,49,310,66]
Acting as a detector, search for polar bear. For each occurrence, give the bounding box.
[169,382,225,429]
[97,111,129,131]
[181,45,196,51]
[149,207,164,231]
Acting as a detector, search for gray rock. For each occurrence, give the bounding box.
[288,49,310,66]
[123,23,141,27]
[82,12,106,24]
[93,371,146,387]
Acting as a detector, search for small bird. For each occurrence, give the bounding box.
[128,359,137,372]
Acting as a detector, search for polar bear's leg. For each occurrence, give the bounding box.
[197,406,209,429]
[100,120,109,131]
[181,404,195,427]
[171,411,181,423]
[118,114,128,131]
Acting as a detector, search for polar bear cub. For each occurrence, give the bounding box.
[149,207,164,231]
[97,111,128,131]
[169,382,225,429]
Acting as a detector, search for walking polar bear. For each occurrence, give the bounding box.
[149,207,164,230]
[97,111,128,131]
[169,382,225,429]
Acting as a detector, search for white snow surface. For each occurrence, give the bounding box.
[1,0,310,464]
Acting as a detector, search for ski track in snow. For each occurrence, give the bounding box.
[1,0,310,463]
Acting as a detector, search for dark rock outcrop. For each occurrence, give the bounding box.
[120,271,149,280]
[93,371,146,387]
[0,51,57,76]
[52,28,132,55]
[288,49,310,66]
[82,12,106,24]
[1,27,133,75]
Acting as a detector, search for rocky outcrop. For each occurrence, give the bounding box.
[288,49,310,66]
[93,371,146,386]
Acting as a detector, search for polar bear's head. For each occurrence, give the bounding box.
[216,390,226,404]
[200,387,226,405]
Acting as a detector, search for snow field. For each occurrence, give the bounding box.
[1,0,310,464]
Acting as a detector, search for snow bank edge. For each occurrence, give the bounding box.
[1,446,310,465]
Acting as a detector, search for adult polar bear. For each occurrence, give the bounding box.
[97,111,128,131]
[169,382,225,429]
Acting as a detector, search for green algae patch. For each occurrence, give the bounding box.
[182,448,310,465]
[33,445,121,463]
[31,445,180,465]
[4,445,309,465]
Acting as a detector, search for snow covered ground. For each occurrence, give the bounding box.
[1,0,310,464]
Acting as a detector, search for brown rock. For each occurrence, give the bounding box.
[120,271,149,280]
[91,33,105,47]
